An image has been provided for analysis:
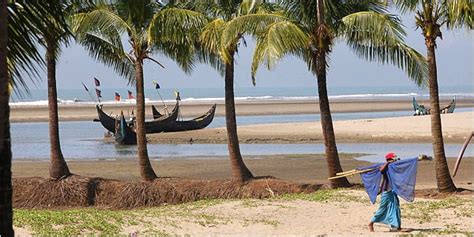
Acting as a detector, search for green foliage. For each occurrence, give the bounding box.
[14,209,129,235]
[402,196,473,223]
[235,0,429,86]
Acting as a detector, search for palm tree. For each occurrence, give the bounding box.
[227,0,428,187]
[1,0,69,234]
[193,0,281,182]
[0,0,12,234]
[393,0,472,193]
[73,0,206,181]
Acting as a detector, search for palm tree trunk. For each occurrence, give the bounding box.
[316,0,349,188]
[0,0,14,235]
[135,59,157,181]
[225,51,253,182]
[425,38,456,192]
[46,37,71,180]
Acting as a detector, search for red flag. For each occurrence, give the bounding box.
[115,92,121,101]
[94,77,101,87]
[128,90,135,99]
[95,89,102,98]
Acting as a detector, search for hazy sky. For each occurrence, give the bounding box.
[24,13,474,92]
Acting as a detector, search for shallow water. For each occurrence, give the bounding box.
[11,110,473,163]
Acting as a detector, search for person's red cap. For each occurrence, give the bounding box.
[385,152,397,160]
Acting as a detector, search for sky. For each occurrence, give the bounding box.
[22,12,474,93]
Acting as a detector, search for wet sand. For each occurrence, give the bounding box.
[12,154,474,188]
[10,98,474,122]
[147,111,474,143]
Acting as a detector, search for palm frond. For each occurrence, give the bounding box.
[78,33,135,82]
[221,13,288,64]
[250,21,309,85]
[445,0,473,29]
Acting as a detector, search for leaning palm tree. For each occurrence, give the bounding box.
[226,0,428,187]
[193,0,281,182]
[393,0,472,193]
[1,0,69,234]
[73,0,207,181]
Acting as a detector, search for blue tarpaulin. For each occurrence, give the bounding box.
[360,158,418,204]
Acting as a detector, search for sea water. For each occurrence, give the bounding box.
[11,109,474,162]
[10,85,474,105]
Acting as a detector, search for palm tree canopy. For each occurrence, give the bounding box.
[226,0,429,86]
[7,0,70,94]
[393,0,472,29]
[72,0,208,83]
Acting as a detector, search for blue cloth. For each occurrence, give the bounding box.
[371,190,401,228]
[360,157,418,203]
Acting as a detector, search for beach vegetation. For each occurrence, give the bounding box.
[401,196,472,223]
[72,0,207,181]
[225,0,427,188]
[391,0,472,193]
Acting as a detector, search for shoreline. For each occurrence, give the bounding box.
[10,98,474,123]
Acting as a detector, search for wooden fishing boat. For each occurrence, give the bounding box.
[115,112,137,145]
[158,104,217,133]
[413,97,456,116]
[95,101,179,134]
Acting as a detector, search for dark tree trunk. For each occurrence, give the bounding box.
[135,60,157,181]
[46,38,71,180]
[225,51,253,182]
[425,38,456,192]
[316,0,350,188]
[0,0,14,235]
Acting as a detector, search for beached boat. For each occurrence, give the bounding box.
[115,112,137,145]
[95,101,179,134]
[152,104,217,132]
[413,97,456,116]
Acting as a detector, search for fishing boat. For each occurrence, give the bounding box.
[413,97,456,116]
[114,112,137,145]
[95,100,179,134]
[153,104,217,132]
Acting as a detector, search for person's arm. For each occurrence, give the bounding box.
[379,162,390,172]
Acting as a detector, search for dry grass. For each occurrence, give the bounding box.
[13,175,322,209]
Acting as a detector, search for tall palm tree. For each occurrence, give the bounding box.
[226,0,428,187]
[1,1,68,234]
[0,1,12,234]
[73,0,206,181]
[194,0,281,182]
[393,0,472,193]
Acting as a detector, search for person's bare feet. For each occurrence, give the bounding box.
[368,222,374,232]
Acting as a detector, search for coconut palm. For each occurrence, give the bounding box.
[193,0,281,182]
[393,0,472,193]
[73,0,207,181]
[1,0,69,234]
[226,0,428,187]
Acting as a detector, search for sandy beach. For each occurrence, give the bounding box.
[146,111,474,143]
[10,98,474,122]
[12,155,474,235]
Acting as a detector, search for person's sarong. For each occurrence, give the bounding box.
[371,190,401,228]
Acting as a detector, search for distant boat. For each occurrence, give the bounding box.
[413,97,456,116]
[152,104,217,132]
[114,112,137,145]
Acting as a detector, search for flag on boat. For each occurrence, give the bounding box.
[153,80,160,89]
[115,92,121,101]
[174,90,181,101]
[94,77,101,87]
[95,89,102,98]
[128,90,135,99]
[81,82,89,92]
